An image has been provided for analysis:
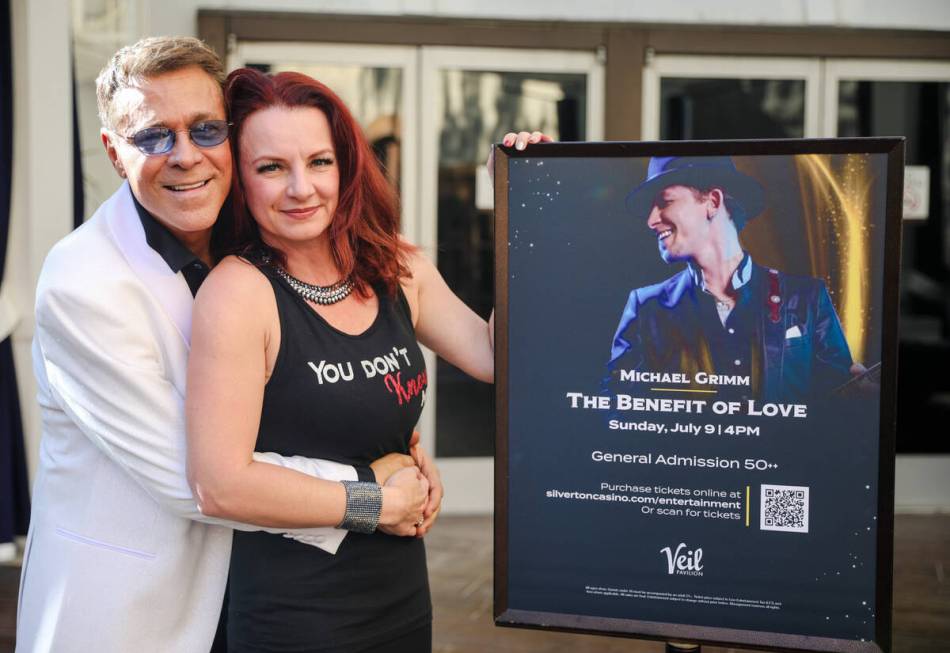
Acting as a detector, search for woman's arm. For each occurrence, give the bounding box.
[186,257,426,534]
[407,252,495,383]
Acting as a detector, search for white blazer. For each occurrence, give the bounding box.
[17,184,356,653]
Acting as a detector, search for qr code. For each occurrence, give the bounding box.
[760,484,809,533]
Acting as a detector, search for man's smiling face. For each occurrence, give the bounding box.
[102,66,232,244]
[646,184,714,263]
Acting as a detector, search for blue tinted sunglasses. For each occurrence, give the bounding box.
[121,120,231,156]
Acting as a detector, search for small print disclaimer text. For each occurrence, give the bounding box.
[584,586,782,611]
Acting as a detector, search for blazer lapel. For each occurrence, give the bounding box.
[103,182,195,348]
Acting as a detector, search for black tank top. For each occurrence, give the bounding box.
[228,265,431,653]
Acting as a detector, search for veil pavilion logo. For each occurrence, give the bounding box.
[660,542,704,577]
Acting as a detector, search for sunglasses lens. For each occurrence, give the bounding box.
[190,120,229,148]
[132,127,174,155]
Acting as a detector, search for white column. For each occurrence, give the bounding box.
[9,0,74,482]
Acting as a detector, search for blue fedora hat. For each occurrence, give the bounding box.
[626,156,765,229]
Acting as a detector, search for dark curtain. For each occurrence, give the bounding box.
[0,0,31,545]
[72,52,84,228]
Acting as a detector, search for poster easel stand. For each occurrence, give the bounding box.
[666,642,700,652]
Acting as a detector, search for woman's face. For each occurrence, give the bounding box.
[239,105,340,251]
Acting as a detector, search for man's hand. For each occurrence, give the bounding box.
[370,452,416,485]
[410,440,443,537]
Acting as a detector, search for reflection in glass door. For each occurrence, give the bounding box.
[641,55,821,140]
[420,47,604,512]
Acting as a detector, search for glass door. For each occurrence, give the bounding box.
[641,55,821,140]
[823,60,950,455]
[419,47,604,513]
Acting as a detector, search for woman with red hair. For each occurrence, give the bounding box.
[185,67,548,652]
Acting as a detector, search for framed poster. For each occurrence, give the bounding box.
[493,139,903,652]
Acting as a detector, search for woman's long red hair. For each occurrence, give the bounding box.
[216,67,413,297]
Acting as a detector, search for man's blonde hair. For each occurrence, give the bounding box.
[96,36,225,132]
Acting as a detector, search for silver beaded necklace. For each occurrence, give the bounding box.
[274,265,354,305]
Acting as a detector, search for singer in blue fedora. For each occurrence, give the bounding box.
[606,156,863,402]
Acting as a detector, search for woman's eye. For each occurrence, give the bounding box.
[311,157,334,167]
[256,162,281,173]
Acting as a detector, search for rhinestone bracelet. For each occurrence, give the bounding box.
[338,481,382,534]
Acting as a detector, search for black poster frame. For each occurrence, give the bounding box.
[494,138,903,653]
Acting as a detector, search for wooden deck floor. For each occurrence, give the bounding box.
[3,514,949,652]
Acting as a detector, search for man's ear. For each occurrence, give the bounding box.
[101,129,126,179]
[706,187,725,218]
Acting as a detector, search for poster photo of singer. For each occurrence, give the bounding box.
[605,154,876,404]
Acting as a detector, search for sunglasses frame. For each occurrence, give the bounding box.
[118,119,232,156]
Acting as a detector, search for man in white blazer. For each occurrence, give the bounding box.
[16,36,438,653]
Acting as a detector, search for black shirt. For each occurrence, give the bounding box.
[131,191,210,297]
